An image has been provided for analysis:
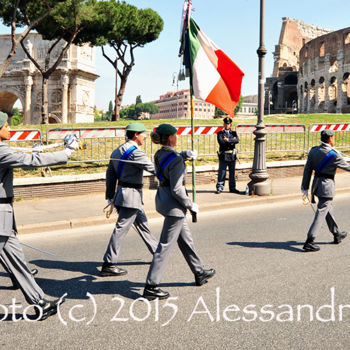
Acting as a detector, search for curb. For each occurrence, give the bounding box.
[17,187,350,235]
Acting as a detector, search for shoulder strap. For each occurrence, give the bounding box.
[315,149,337,172]
[156,152,177,181]
[117,145,137,177]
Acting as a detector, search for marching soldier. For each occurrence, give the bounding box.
[216,117,240,194]
[0,112,79,320]
[100,122,158,277]
[143,123,215,300]
[301,129,350,252]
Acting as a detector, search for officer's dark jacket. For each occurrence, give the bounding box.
[217,129,239,161]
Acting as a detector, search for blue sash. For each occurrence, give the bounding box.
[117,145,137,177]
[156,152,177,181]
[315,150,337,172]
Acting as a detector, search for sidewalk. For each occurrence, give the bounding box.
[15,172,350,234]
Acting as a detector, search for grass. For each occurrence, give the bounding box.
[11,114,350,178]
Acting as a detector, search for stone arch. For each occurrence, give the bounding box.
[342,72,350,104]
[303,82,308,112]
[310,79,316,108]
[318,77,325,112]
[0,89,24,116]
[48,113,61,124]
[328,76,337,112]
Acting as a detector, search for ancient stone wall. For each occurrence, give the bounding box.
[0,33,99,124]
[298,27,350,113]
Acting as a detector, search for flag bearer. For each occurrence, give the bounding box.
[143,123,215,300]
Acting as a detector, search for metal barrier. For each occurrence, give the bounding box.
[308,123,350,152]
[7,129,42,148]
[236,124,306,156]
[46,127,129,163]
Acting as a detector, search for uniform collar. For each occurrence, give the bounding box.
[127,140,139,148]
[321,141,338,153]
[161,145,174,151]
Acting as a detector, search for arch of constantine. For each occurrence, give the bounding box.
[299,27,350,113]
[0,33,99,124]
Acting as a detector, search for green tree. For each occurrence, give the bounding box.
[135,95,142,105]
[11,107,23,126]
[215,107,225,117]
[79,1,163,121]
[19,0,98,124]
[234,95,244,114]
[0,0,52,79]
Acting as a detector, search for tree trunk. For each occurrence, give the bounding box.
[42,75,49,124]
[113,59,119,121]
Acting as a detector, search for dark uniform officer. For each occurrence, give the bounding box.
[143,123,215,300]
[301,129,350,251]
[216,116,239,193]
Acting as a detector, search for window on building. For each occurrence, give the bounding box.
[320,42,325,57]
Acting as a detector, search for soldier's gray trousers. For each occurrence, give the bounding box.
[307,197,340,240]
[146,216,203,286]
[103,207,158,264]
[0,235,44,304]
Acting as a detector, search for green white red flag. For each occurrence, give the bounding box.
[179,4,244,117]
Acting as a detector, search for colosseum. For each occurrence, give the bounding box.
[265,18,350,114]
[299,28,350,113]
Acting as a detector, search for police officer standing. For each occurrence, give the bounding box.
[301,129,350,252]
[100,122,158,276]
[216,117,240,194]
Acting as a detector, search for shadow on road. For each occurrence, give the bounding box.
[226,240,331,253]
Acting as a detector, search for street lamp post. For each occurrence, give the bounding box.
[248,0,271,195]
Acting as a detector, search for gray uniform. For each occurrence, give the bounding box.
[0,143,68,304]
[103,141,158,263]
[302,142,350,240]
[146,147,203,286]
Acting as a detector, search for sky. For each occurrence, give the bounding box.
[1,0,350,110]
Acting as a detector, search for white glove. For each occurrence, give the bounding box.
[64,134,79,150]
[301,189,308,196]
[190,202,199,214]
[186,149,198,160]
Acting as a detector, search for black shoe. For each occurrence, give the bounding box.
[195,268,216,286]
[100,262,127,277]
[216,189,222,194]
[229,189,240,194]
[334,231,347,244]
[303,239,320,252]
[35,297,65,321]
[143,285,169,300]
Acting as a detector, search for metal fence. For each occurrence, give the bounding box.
[236,124,306,157]
[308,123,350,153]
[8,123,350,166]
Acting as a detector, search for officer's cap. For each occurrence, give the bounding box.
[155,123,177,136]
[126,122,146,133]
[0,111,8,129]
[223,116,232,124]
[321,129,335,137]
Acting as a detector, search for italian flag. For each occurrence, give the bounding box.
[188,18,244,117]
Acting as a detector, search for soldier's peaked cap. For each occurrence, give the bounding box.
[223,116,233,124]
[321,129,335,137]
[126,122,146,132]
[155,123,177,135]
[0,111,8,129]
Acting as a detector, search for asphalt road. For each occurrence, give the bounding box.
[1,196,350,350]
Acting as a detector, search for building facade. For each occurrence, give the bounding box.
[151,89,216,120]
[265,18,332,114]
[298,27,350,113]
[0,33,99,124]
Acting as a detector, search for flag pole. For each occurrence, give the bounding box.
[186,1,197,222]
